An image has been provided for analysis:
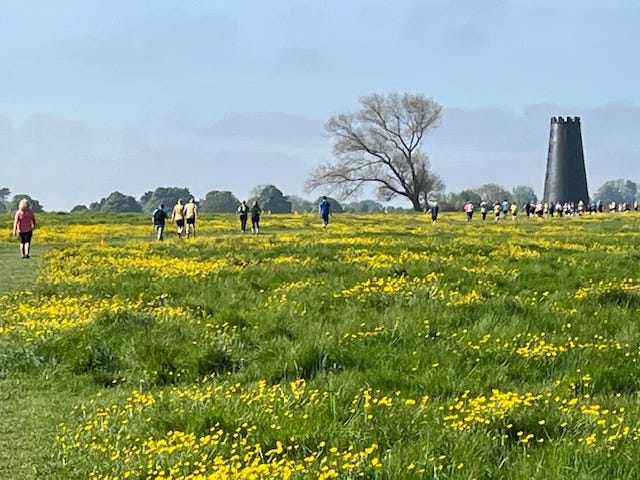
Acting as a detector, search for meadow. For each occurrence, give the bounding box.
[2,210,640,479]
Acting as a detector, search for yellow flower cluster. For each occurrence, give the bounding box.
[489,243,541,259]
[0,291,206,340]
[41,244,230,284]
[464,331,631,360]
[573,277,639,300]
[442,387,640,449]
[57,379,383,479]
[263,280,325,314]
[443,389,544,432]
[334,273,441,302]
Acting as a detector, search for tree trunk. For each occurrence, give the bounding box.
[410,196,422,212]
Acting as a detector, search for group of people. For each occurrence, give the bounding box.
[519,199,637,218]
[9,191,640,257]
[152,198,198,241]
[151,196,332,241]
[236,196,331,233]
[236,200,262,234]
[462,199,571,222]
[456,198,640,222]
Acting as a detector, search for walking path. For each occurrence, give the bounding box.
[0,245,53,479]
[0,380,43,480]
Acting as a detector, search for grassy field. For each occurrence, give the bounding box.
[2,210,640,479]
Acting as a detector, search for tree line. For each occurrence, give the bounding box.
[2,93,639,214]
[2,178,638,215]
[0,185,395,214]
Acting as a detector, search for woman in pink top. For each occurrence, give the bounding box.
[13,198,36,259]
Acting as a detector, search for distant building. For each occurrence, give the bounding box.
[543,116,589,204]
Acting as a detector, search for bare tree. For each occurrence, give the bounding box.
[306,93,444,211]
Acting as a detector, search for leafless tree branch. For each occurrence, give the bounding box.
[306,93,443,211]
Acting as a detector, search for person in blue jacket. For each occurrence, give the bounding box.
[318,196,331,228]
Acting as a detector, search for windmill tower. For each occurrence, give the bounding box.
[543,116,589,204]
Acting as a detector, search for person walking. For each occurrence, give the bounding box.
[318,196,331,228]
[183,197,198,238]
[171,199,185,238]
[510,202,518,221]
[251,201,262,234]
[480,200,489,221]
[12,198,36,258]
[428,200,439,222]
[237,200,250,232]
[501,199,509,219]
[464,201,474,222]
[493,202,502,221]
[152,203,169,241]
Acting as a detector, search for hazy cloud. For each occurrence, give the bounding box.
[2,102,639,210]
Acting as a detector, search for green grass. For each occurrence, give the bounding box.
[0,241,58,479]
[3,212,640,478]
[0,243,46,296]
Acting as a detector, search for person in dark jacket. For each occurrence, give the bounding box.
[152,203,169,241]
[251,201,262,234]
[237,200,250,232]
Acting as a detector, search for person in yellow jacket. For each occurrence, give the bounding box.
[183,198,198,238]
[171,199,185,238]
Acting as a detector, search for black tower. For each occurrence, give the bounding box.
[543,116,589,204]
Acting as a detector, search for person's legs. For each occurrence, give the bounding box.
[185,218,195,238]
[19,232,32,258]
[156,225,164,241]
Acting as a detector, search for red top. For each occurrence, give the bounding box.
[14,209,36,233]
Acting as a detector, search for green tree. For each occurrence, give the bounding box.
[314,196,343,213]
[140,191,153,206]
[344,200,384,213]
[288,195,313,213]
[255,185,292,213]
[305,92,445,211]
[593,179,638,205]
[249,184,269,200]
[141,187,193,212]
[0,202,6,213]
[0,187,10,203]
[511,185,538,208]
[444,189,482,211]
[94,192,142,213]
[8,194,44,213]
[475,183,511,204]
[200,190,240,213]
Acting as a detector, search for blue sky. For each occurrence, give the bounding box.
[2,0,639,210]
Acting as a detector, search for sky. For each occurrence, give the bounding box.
[1,0,639,211]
